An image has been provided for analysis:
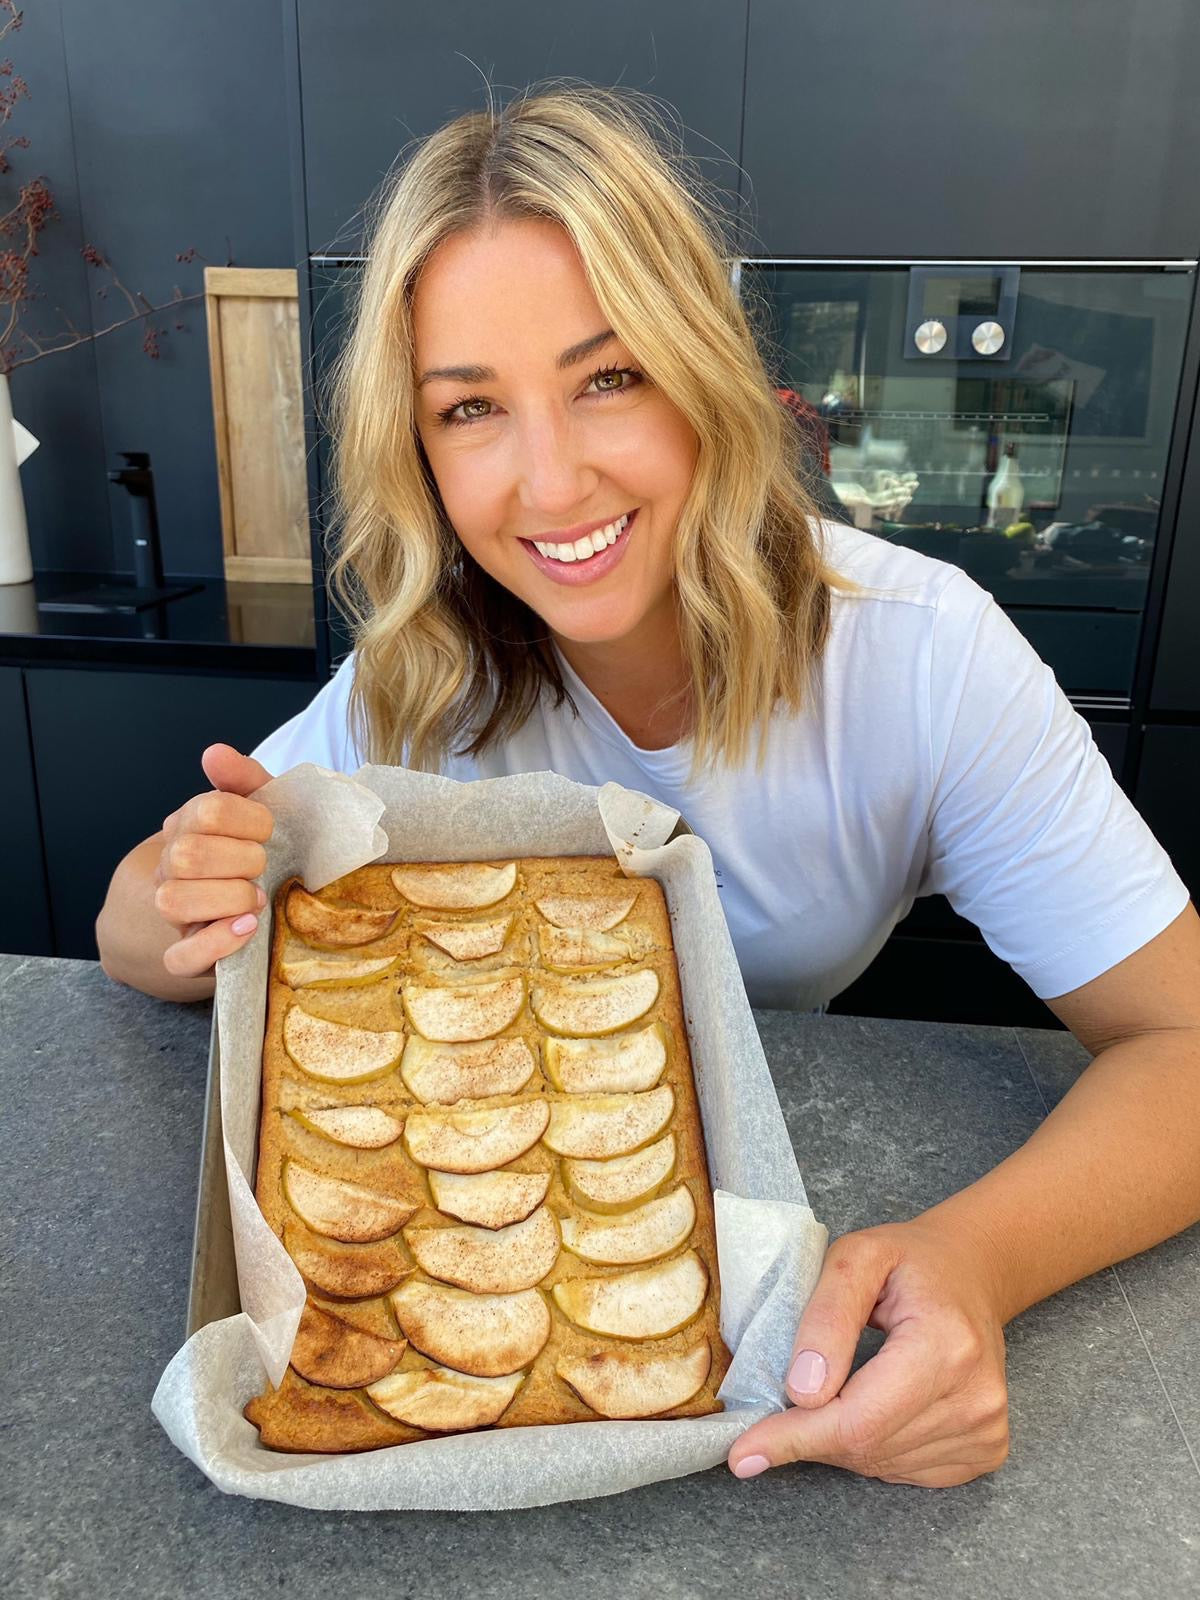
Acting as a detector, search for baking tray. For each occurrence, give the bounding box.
[184,822,700,1341]
[186,1017,240,1338]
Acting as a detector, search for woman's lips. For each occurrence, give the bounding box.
[520,509,637,586]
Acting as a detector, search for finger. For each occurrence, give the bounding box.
[783,1232,898,1408]
[730,1321,945,1477]
[173,789,274,843]
[162,912,261,979]
[165,834,268,882]
[155,877,267,927]
[201,743,274,797]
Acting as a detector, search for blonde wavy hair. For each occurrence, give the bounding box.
[324,81,847,777]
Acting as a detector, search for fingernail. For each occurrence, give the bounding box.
[787,1349,827,1396]
[231,914,258,936]
[731,1454,770,1480]
[255,886,267,908]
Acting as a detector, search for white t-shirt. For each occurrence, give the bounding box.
[252,521,1188,1010]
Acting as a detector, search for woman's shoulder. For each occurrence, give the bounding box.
[817,518,974,615]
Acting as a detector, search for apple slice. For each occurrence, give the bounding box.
[557,1341,711,1419]
[562,1132,677,1212]
[283,1160,415,1243]
[418,914,513,961]
[285,884,398,948]
[404,1099,549,1173]
[428,1168,550,1230]
[530,969,659,1037]
[367,1365,524,1431]
[391,861,517,910]
[283,1007,404,1084]
[404,1206,560,1294]
[537,926,636,973]
[402,977,524,1042]
[289,1302,407,1389]
[543,1085,674,1159]
[284,1225,411,1299]
[534,891,637,931]
[291,1105,404,1149]
[544,1023,668,1094]
[560,1185,695,1265]
[552,1250,708,1340]
[390,1280,550,1377]
[400,1036,535,1105]
[279,941,399,989]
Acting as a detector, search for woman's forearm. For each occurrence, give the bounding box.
[917,1027,1200,1323]
[96,834,216,1003]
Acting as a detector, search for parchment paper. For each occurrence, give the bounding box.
[151,765,828,1509]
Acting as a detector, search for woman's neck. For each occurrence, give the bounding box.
[553,613,693,752]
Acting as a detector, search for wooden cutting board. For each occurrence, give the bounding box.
[205,266,313,584]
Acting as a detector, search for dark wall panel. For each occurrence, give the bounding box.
[297,1,749,256]
[10,2,298,579]
[0,669,53,957]
[26,667,316,958]
[742,0,1200,259]
[5,0,110,573]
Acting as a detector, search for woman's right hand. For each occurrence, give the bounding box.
[154,744,275,978]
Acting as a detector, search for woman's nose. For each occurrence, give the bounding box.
[515,409,598,514]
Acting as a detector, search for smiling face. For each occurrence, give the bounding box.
[411,217,700,664]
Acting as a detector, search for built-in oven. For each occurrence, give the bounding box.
[736,258,1196,709]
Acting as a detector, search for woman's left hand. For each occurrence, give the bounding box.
[727,1216,1012,1487]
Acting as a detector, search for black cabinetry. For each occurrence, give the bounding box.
[2,664,316,961]
[295,0,748,256]
[0,670,53,957]
[741,0,1200,259]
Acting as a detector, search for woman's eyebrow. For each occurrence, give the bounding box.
[417,329,617,387]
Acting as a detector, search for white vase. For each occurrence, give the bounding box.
[0,371,39,585]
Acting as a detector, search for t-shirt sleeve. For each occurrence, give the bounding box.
[250,652,362,776]
[918,571,1189,999]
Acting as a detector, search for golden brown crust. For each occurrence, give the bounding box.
[247,857,731,1453]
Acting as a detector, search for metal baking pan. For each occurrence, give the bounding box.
[184,818,698,1342]
[186,1017,240,1338]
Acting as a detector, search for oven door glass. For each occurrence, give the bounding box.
[744,263,1194,699]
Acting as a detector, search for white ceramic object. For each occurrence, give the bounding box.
[0,373,38,586]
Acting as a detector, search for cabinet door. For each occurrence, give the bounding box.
[1151,374,1200,716]
[742,0,1200,259]
[297,1,747,254]
[1135,725,1200,903]
[0,669,53,957]
[26,669,318,960]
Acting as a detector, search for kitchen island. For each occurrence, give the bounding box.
[2,955,1196,1599]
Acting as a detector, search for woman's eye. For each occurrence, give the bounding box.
[435,365,643,427]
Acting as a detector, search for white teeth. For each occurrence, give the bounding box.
[534,512,631,564]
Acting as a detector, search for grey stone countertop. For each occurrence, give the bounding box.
[2,955,1197,1600]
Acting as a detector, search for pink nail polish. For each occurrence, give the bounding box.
[787,1349,827,1396]
[731,1454,770,1480]
[231,914,257,936]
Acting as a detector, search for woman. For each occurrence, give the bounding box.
[97,85,1200,1489]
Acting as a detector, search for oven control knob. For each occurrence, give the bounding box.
[914,319,948,354]
[972,320,1005,355]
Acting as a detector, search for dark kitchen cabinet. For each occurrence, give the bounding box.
[1135,725,1200,903]
[741,0,1200,259]
[296,0,748,256]
[0,669,53,958]
[23,668,317,960]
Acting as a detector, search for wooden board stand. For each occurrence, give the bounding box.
[204,266,313,584]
